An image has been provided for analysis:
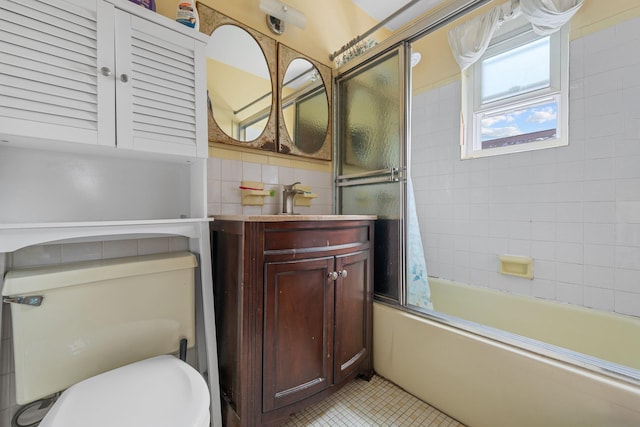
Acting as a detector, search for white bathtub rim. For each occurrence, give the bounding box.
[379,299,640,388]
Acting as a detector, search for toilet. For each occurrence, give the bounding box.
[2,252,210,427]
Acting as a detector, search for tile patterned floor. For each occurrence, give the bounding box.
[282,375,466,427]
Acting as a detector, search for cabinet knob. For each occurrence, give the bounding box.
[100,67,112,77]
[120,74,129,83]
[340,269,348,278]
[328,271,338,281]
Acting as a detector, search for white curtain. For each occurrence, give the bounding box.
[448,0,520,70]
[447,4,505,70]
[520,0,584,35]
[448,0,584,70]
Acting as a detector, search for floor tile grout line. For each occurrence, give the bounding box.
[282,374,465,427]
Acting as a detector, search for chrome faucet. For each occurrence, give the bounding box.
[282,182,304,214]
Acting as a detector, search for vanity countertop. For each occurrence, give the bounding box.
[210,214,377,222]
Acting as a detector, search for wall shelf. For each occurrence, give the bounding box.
[0,219,213,253]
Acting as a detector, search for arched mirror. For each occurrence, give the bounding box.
[278,44,332,160]
[198,4,277,151]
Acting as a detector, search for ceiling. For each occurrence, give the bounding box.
[351,0,446,31]
[206,0,446,79]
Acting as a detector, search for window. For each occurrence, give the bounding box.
[461,16,569,159]
[239,113,269,141]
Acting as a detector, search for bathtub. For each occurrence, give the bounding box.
[373,278,640,427]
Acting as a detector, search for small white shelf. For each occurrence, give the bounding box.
[0,218,214,253]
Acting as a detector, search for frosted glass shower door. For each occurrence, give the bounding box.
[336,47,406,303]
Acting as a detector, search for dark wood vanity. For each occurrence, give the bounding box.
[210,216,374,426]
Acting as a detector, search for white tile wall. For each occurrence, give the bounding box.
[206,157,334,215]
[412,16,640,317]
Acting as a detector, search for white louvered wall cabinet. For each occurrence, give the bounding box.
[0,0,208,158]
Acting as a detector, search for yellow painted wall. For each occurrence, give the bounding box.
[411,0,640,95]
[571,0,640,38]
[156,0,388,68]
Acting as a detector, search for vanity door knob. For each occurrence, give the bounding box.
[100,67,112,77]
[328,271,338,281]
[120,74,129,83]
[340,270,348,278]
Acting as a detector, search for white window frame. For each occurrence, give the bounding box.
[460,16,570,159]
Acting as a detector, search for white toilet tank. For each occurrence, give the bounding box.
[2,251,198,404]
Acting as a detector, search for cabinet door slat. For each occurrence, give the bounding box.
[131,80,195,108]
[133,96,194,118]
[1,54,97,87]
[1,96,97,122]
[131,34,195,73]
[0,104,96,130]
[11,0,96,27]
[131,67,195,94]
[1,85,97,114]
[131,111,196,138]
[1,22,97,61]
[0,78,97,105]
[130,44,194,77]
[133,118,196,138]
[1,4,97,49]
[133,104,195,124]
[133,59,194,87]
[132,130,195,148]
[0,31,96,67]
[2,64,97,96]
[132,87,195,110]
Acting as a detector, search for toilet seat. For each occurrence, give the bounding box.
[39,355,210,427]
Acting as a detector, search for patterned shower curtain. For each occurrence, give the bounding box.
[406,177,433,310]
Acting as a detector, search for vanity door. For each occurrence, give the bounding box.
[262,256,335,412]
[333,249,372,384]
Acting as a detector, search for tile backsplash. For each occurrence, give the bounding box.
[207,156,333,216]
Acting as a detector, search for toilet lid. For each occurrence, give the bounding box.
[39,355,210,427]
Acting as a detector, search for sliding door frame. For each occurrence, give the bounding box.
[334,44,410,306]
